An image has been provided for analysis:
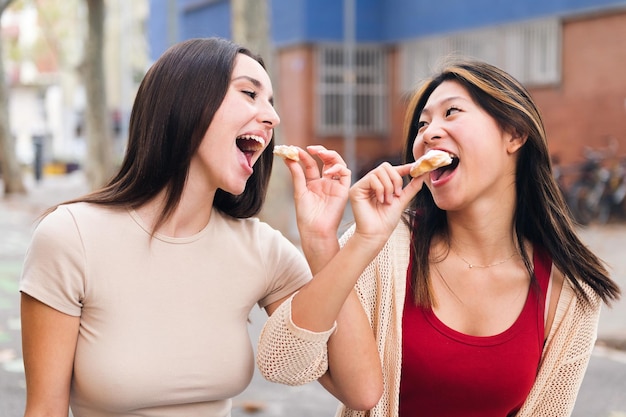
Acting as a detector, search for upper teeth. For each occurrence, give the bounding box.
[238,134,264,144]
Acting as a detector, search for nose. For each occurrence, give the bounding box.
[421,120,442,145]
[260,102,280,128]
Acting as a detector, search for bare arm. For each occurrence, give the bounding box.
[21,293,80,417]
[290,161,422,331]
[317,290,382,410]
[274,155,422,409]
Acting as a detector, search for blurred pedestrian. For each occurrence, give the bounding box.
[19,37,376,417]
[258,59,621,417]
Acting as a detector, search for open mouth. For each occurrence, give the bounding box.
[236,134,265,154]
[432,154,459,181]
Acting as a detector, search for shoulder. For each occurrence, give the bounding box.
[557,270,602,312]
[550,271,602,336]
[35,203,130,247]
[35,203,84,240]
[42,202,124,226]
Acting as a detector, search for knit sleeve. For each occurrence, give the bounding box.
[256,293,336,385]
[517,281,601,417]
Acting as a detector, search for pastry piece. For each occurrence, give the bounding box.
[410,150,453,177]
[273,145,300,161]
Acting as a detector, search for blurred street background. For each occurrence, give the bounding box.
[2,0,626,416]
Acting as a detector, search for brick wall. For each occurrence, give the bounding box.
[531,10,626,175]
[275,9,626,181]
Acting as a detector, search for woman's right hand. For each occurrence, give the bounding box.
[349,162,423,244]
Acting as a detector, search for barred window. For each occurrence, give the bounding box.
[316,45,388,135]
[401,18,561,92]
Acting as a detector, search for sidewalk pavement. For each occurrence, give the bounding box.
[1,172,625,417]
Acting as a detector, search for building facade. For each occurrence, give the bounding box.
[148,0,626,182]
[3,0,149,171]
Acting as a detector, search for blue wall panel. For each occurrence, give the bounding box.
[272,0,386,45]
[357,0,385,42]
[149,0,230,60]
[303,0,344,41]
[180,1,231,42]
[382,0,626,41]
[147,0,171,61]
[271,0,307,46]
[152,0,626,53]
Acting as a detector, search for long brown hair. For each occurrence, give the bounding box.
[402,59,620,308]
[45,37,275,232]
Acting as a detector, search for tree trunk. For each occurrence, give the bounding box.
[82,0,114,189]
[0,0,26,195]
[231,0,271,63]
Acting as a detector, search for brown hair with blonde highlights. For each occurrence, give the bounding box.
[402,59,620,308]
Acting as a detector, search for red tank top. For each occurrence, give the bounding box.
[399,247,551,417]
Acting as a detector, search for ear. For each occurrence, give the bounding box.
[506,129,528,154]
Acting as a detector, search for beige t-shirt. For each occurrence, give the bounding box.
[20,202,310,417]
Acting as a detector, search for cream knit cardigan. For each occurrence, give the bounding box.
[257,221,602,417]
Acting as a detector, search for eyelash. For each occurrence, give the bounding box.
[243,90,257,99]
[445,106,460,116]
[417,106,461,129]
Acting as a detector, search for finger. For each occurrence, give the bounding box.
[394,163,414,178]
[308,145,347,167]
[375,163,400,204]
[362,163,400,204]
[305,144,327,155]
[323,165,352,186]
[399,176,424,206]
[297,149,324,181]
[375,162,410,202]
[308,146,350,184]
[282,158,308,196]
[367,174,386,204]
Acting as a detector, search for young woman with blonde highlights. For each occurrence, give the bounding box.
[259,59,620,417]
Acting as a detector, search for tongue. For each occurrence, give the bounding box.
[244,152,253,167]
[431,166,452,181]
[238,148,254,170]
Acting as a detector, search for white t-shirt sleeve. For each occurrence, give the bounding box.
[256,223,311,308]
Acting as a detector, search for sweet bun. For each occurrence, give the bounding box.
[410,150,453,177]
[273,145,300,161]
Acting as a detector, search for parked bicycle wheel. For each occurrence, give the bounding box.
[568,182,596,225]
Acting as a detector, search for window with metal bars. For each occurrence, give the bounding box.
[315,44,389,135]
[401,18,561,92]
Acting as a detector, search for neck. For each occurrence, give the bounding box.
[446,211,518,265]
[137,186,215,237]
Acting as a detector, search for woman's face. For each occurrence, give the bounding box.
[412,80,520,211]
[192,53,280,196]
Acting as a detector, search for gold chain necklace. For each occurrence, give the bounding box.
[451,247,518,269]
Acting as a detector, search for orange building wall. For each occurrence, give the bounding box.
[274,46,315,149]
[276,44,407,177]
[275,9,626,181]
[530,10,626,171]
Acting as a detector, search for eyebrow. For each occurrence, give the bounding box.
[421,96,464,117]
[231,75,274,105]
